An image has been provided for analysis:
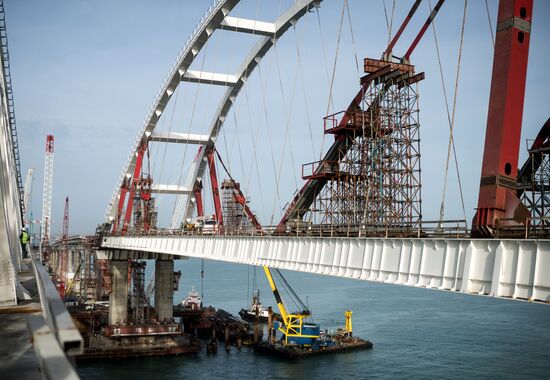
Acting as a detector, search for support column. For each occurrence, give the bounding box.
[67,249,75,283]
[109,259,128,325]
[154,259,174,323]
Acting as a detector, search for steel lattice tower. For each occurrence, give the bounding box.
[41,135,54,244]
[221,179,250,234]
[304,59,422,236]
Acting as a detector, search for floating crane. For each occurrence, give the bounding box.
[262,266,320,347]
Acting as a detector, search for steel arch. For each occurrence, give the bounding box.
[105,0,322,228]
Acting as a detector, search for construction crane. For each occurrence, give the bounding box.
[262,266,320,347]
[40,135,54,260]
[62,196,69,241]
[23,168,33,221]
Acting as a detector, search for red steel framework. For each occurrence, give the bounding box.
[473,0,533,236]
[277,2,441,235]
[62,196,69,241]
[109,0,546,240]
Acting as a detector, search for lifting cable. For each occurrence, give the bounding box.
[435,0,468,226]
[326,0,346,117]
[383,0,397,46]
[318,0,346,162]
[154,86,181,198]
[171,39,210,220]
[484,0,495,48]
[316,7,334,114]
[273,268,309,313]
[150,91,169,181]
[273,42,300,192]
[242,84,267,220]
[293,24,317,161]
[257,60,282,225]
[345,0,361,79]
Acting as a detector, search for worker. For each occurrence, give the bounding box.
[20,227,29,259]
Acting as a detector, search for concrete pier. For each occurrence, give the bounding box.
[154,259,174,322]
[109,259,128,325]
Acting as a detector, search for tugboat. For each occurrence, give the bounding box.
[239,290,280,323]
[181,287,202,311]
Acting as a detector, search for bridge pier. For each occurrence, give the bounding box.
[154,259,174,322]
[109,259,128,325]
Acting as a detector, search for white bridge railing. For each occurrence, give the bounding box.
[101,235,550,304]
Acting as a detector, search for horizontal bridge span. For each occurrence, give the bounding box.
[100,236,550,304]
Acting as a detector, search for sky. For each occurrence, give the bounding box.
[6,0,550,235]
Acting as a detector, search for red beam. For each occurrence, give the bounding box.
[404,0,446,61]
[194,181,204,217]
[207,149,223,228]
[474,0,533,234]
[384,0,423,59]
[121,142,147,234]
[112,180,129,234]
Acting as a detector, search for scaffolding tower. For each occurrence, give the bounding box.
[518,144,550,235]
[221,179,251,234]
[130,261,148,324]
[304,58,422,235]
[132,174,157,233]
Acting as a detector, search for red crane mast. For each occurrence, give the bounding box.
[62,196,69,241]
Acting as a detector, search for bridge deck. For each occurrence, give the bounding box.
[0,259,42,380]
[101,235,550,304]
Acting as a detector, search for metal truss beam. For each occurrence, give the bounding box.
[182,70,239,86]
[220,16,276,36]
[151,184,192,195]
[149,132,210,144]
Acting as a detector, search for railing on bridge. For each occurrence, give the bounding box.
[111,219,469,239]
[110,216,550,240]
[28,251,82,379]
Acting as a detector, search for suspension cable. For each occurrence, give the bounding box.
[293,24,317,161]
[383,0,397,46]
[154,85,181,192]
[243,84,267,220]
[257,62,282,225]
[326,0,346,117]
[484,0,495,48]
[344,0,361,79]
[435,0,468,226]
[171,39,210,220]
[317,0,346,164]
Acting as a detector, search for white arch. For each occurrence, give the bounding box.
[105,0,323,227]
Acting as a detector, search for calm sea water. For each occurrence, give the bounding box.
[78,258,550,379]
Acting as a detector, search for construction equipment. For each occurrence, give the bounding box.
[40,135,54,261]
[23,168,33,221]
[262,266,320,347]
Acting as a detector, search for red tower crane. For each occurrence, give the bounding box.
[62,196,69,241]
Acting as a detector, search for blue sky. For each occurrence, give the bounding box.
[6,0,550,234]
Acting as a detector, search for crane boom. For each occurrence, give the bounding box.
[41,135,54,244]
[262,266,319,346]
[23,168,34,221]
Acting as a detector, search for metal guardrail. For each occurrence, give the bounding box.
[27,316,80,380]
[113,219,469,239]
[28,251,83,379]
[30,251,83,355]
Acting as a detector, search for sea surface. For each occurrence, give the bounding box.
[78,258,550,379]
